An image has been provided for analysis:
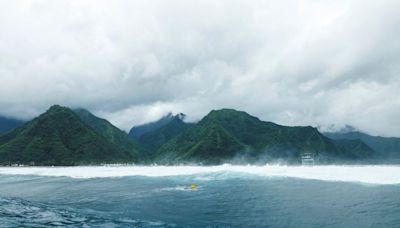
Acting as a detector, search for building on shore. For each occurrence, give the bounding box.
[301,152,315,166]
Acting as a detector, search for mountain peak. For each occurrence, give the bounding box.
[129,112,187,139]
[207,108,258,118]
[210,108,243,114]
[45,105,73,115]
[200,108,260,126]
[48,104,66,111]
[176,113,186,121]
[0,105,137,165]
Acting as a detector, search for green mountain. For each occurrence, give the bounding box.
[0,116,25,133]
[0,106,378,166]
[74,108,141,156]
[0,105,137,166]
[325,131,400,159]
[129,113,186,138]
[157,122,245,164]
[138,115,193,160]
[155,109,371,164]
[332,139,374,159]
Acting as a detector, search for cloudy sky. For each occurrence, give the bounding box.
[0,0,400,136]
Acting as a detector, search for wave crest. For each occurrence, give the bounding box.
[0,165,399,185]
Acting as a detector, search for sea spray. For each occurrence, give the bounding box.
[0,164,399,185]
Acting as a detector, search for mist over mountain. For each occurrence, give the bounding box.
[137,116,194,160]
[154,109,373,165]
[1,2,400,227]
[0,105,393,166]
[2,1,400,138]
[129,113,187,139]
[325,131,400,160]
[0,116,25,133]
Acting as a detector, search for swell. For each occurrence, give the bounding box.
[0,165,400,185]
[0,196,173,227]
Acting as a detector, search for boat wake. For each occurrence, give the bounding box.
[0,164,400,185]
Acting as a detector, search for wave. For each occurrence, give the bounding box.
[0,164,400,185]
[0,197,173,227]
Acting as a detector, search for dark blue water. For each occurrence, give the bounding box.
[1,172,400,227]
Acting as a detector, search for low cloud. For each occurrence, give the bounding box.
[0,0,400,136]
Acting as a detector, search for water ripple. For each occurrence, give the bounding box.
[0,197,175,228]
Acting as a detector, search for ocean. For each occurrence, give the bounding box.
[0,165,400,227]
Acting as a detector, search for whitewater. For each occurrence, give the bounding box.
[0,164,399,185]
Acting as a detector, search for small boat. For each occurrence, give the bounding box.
[301,153,314,166]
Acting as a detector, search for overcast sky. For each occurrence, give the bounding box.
[1,0,400,136]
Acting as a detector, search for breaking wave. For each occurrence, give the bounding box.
[0,164,400,185]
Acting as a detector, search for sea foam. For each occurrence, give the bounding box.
[0,165,399,185]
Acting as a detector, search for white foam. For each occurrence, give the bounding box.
[157,186,196,192]
[0,164,399,185]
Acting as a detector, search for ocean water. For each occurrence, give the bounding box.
[0,165,400,227]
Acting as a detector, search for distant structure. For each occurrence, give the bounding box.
[301,152,314,166]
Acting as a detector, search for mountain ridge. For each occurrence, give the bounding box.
[0,116,25,133]
[129,113,186,139]
[0,105,382,166]
[0,105,137,165]
[154,109,372,164]
[324,131,400,159]
[74,108,141,156]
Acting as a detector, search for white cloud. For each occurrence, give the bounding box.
[0,0,399,136]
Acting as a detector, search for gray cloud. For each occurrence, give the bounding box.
[0,0,400,136]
